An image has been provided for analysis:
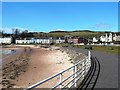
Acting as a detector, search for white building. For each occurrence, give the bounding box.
[100,36,106,42]
[48,37,65,44]
[0,37,12,44]
[15,38,31,44]
[92,33,120,45]
[93,37,98,43]
[55,37,65,44]
[106,33,112,42]
[100,33,113,43]
[113,34,120,41]
[39,38,50,44]
[15,38,52,44]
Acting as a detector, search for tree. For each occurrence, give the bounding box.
[11,28,20,43]
[12,28,20,35]
[22,30,28,34]
[0,30,4,37]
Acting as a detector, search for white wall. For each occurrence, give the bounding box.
[113,35,120,41]
[15,39,31,44]
[100,36,106,42]
[93,37,98,42]
[43,39,50,44]
[0,37,12,44]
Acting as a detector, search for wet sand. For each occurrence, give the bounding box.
[1,47,32,88]
[2,48,23,64]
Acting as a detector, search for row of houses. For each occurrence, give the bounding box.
[66,37,88,44]
[0,33,120,45]
[0,37,87,44]
[0,37,65,44]
[15,38,52,44]
[15,37,65,44]
[92,33,120,45]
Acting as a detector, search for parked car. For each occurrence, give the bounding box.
[50,43,54,45]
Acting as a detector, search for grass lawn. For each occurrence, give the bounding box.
[43,43,120,55]
[73,45,120,55]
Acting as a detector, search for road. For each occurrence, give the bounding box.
[66,46,119,89]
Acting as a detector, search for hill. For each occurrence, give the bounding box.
[2,30,116,39]
[48,30,106,38]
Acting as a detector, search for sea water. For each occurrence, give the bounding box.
[0,50,12,55]
[0,49,16,62]
[0,49,16,56]
[0,49,13,64]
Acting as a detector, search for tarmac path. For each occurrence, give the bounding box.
[66,46,119,89]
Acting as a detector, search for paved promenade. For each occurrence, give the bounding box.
[66,46,119,89]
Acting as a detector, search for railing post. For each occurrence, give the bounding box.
[88,51,91,67]
[60,73,62,89]
[73,65,77,88]
[85,57,88,73]
[88,51,91,61]
[82,61,85,79]
[74,65,77,87]
[85,57,88,72]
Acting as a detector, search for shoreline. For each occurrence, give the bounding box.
[1,45,87,88]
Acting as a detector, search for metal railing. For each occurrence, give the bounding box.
[27,51,91,90]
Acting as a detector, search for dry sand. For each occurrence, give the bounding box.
[1,45,73,88]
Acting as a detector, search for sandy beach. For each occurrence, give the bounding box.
[1,45,74,88]
[13,48,73,88]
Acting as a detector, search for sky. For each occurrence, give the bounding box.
[2,2,118,33]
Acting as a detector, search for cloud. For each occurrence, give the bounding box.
[52,28,74,31]
[54,29,65,31]
[91,23,113,30]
